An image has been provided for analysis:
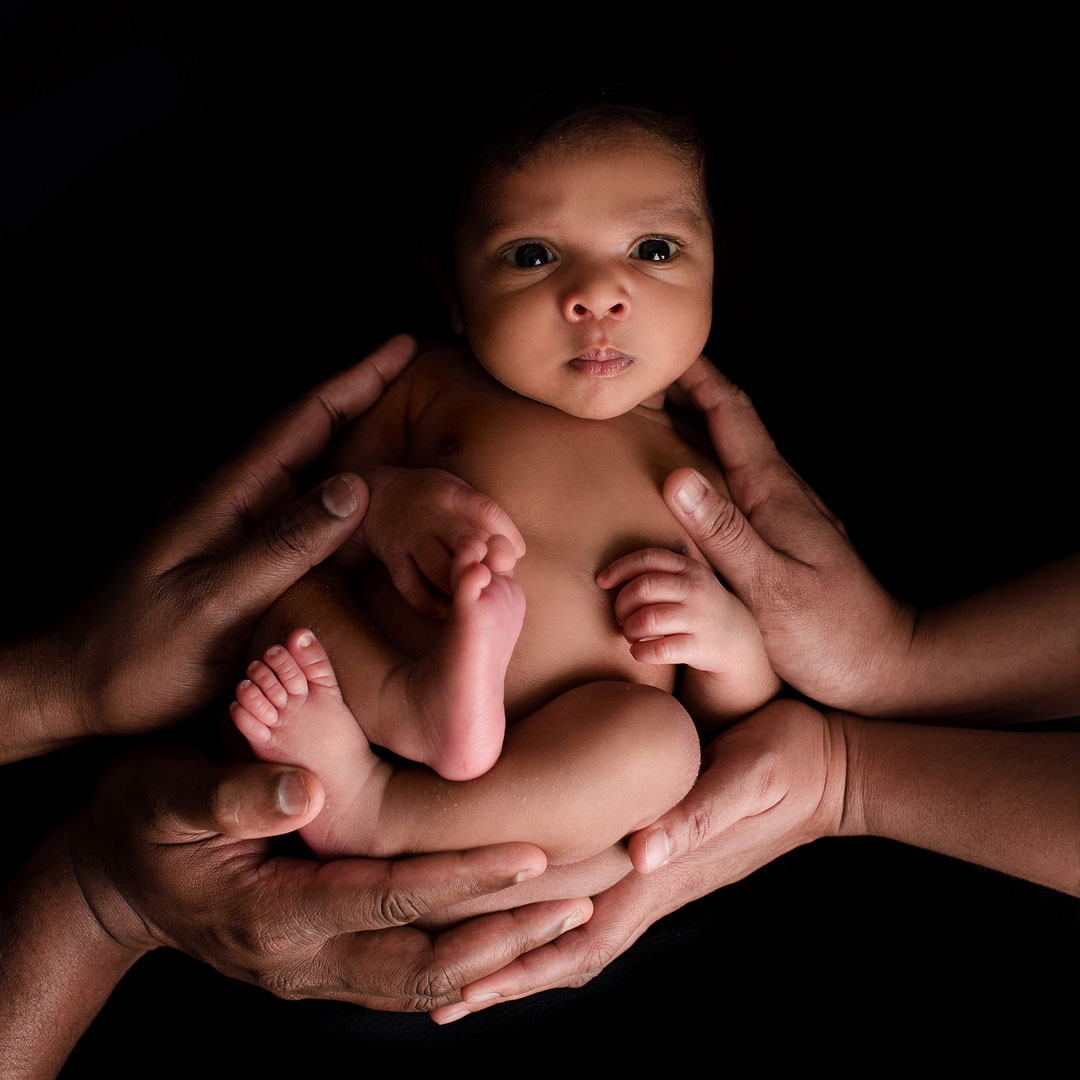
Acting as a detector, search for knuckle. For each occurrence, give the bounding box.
[260,513,313,563]
[376,888,425,928]
[684,804,713,853]
[575,938,619,984]
[472,495,504,530]
[731,386,754,412]
[409,962,461,1006]
[307,389,348,435]
[697,496,747,550]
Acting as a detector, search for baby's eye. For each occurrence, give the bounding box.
[505,242,556,268]
[631,238,678,262]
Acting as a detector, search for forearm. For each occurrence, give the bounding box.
[869,554,1080,723]
[0,633,88,764]
[841,713,1080,895]
[0,823,145,1078]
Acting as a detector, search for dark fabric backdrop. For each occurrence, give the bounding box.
[1,4,1074,1071]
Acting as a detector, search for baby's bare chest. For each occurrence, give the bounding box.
[405,390,723,715]
[413,394,715,569]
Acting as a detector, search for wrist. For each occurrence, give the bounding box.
[833,599,923,717]
[816,709,856,841]
[0,820,146,1078]
[0,630,89,764]
[831,712,869,840]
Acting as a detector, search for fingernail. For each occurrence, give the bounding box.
[277,771,310,816]
[642,827,671,872]
[558,909,586,934]
[433,1005,471,1025]
[673,470,707,513]
[321,475,357,519]
[512,868,539,884]
[465,992,500,1004]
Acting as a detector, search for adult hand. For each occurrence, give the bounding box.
[664,357,916,712]
[4,334,419,763]
[431,699,846,1021]
[74,745,592,1012]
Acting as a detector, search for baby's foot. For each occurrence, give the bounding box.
[230,629,391,859]
[395,535,525,781]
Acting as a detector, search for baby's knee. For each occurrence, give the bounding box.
[574,681,701,834]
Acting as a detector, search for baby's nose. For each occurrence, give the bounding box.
[561,267,630,323]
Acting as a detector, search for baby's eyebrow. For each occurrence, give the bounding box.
[470,197,710,242]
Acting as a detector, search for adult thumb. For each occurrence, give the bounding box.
[664,467,778,601]
[115,748,327,842]
[627,738,756,874]
[223,472,369,624]
[192,762,327,840]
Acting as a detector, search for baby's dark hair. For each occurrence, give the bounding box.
[424,80,710,270]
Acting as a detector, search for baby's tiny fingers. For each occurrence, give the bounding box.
[389,556,447,618]
[597,547,690,589]
[484,534,519,575]
[412,534,453,594]
[451,485,526,558]
[622,603,692,643]
[629,634,697,667]
[612,572,691,625]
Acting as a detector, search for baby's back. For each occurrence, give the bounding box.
[347,347,725,720]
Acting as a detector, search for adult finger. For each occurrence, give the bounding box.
[104,748,327,843]
[627,727,773,873]
[286,843,552,934]
[676,358,794,510]
[663,467,784,603]
[298,896,592,1012]
[165,333,417,554]
[232,333,418,510]
[432,875,655,1021]
[212,473,370,625]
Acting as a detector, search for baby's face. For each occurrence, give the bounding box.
[452,133,713,420]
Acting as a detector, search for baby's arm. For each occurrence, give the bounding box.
[597,548,781,726]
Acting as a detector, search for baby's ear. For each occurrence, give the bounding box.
[422,245,464,335]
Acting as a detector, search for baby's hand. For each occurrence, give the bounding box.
[360,466,525,616]
[597,548,780,722]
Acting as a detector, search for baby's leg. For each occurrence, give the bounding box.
[233,632,700,864]
[252,536,524,782]
[394,535,525,779]
[372,679,700,864]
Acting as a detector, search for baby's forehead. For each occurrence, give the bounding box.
[463,129,710,235]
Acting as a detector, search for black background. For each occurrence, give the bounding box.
[1,3,1075,1071]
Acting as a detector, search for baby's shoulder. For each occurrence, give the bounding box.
[409,342,479,388]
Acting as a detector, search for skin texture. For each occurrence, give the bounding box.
[0,748,588,1079]
[0,336,599,1074]
[428,360,1080,1023]
[666,358,1080,723]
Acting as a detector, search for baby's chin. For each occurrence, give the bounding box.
[519,380,674,421]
